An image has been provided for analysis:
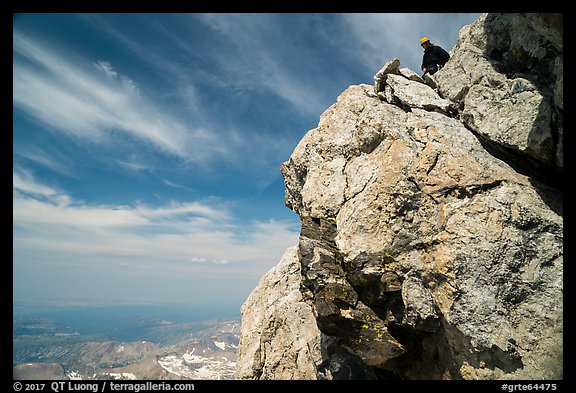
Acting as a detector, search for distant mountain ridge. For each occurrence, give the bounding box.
[14,315,240,380]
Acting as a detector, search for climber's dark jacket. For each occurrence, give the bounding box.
[421,44,450,75]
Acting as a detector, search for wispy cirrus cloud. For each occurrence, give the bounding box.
[191,13,334,115]
[86,13,335,117]
[13,167,71,206]
[13,31,224,164]
[13,23,306,183]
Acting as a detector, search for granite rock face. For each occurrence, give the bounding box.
[235,13,562,380]
[234,246,324,380]
[435,13,563,170]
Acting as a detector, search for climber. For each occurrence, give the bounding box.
[420,36,450,78]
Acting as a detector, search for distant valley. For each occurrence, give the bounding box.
[13,304,240,380]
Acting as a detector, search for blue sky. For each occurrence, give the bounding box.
[13,13,481,311]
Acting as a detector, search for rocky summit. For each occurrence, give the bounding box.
[235,13,563,380]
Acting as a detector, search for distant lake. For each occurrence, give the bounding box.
[13,302,241,342]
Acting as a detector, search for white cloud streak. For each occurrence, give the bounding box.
[79,14,217,124]
[192,13,330,115]
[13,167,71,206]
[14,146,77,178]
[13,171,299,278]
[13,31,223,163]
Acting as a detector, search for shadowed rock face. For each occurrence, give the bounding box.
[235,13,562,380]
